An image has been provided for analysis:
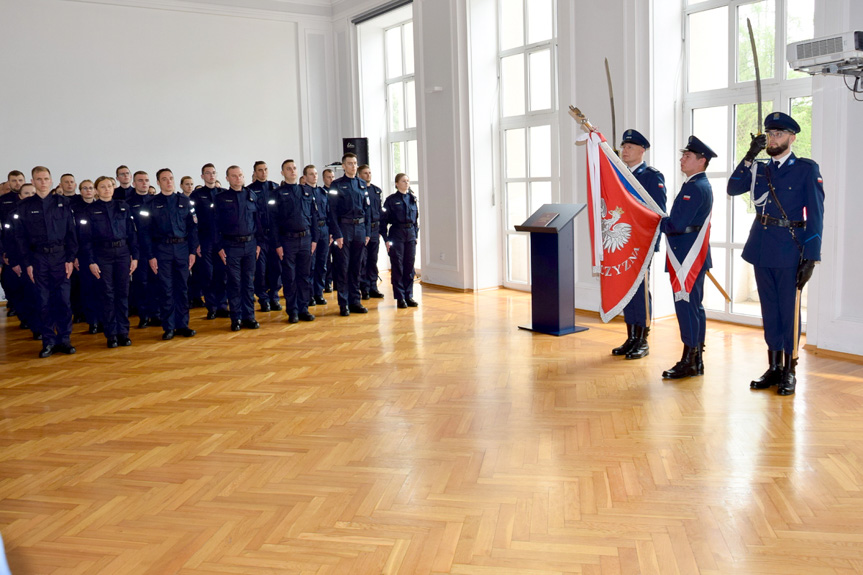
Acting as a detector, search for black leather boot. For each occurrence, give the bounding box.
[696,343,705,375]
[751,350,783,389]
[612,324,636,356]
[662,345,700,379]
[625,326,649,359]
[777,352,798,396]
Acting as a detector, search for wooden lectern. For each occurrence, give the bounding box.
[515,203,587,336]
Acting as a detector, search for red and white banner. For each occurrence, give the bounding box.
[581,130,665,322]
[665,216,711,302]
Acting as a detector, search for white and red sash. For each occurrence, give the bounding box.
[665,214,711,302]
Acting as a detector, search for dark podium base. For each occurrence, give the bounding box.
[518,323,589,336]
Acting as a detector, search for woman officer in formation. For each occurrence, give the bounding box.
[76,176,139,348]
[381,173,419,309]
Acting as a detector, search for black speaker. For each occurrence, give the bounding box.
[342,137,369,166]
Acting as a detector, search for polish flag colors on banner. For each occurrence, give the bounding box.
[580,130,665,322]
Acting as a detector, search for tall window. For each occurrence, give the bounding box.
[384,19,419,266]
[499,0,557,288]
[386,21,418,193]
[684,0,813,324]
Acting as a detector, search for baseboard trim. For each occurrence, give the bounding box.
[803,344,863,363]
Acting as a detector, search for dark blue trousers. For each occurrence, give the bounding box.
[153,243,191,332]
[334,223,366,308]
[197,244,227,312]
[360,234,381,292]
[32,251,72,346]
[279,235,312,314]
[79,266,101,326]
[225,241,257,322]
[130,261,157,320]
[255,242,282,304]
[388,240,416,301]
[754,266,800,354]
[623,265,652,327]
[673,268,707,347]
[310,225,329,298]
[94,247,131,338]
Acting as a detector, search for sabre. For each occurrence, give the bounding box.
[746,19,764,199]
[706,271,731,303]
[747,18,763,133]
[604,58,619,155]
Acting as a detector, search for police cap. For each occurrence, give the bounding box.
[764,111,801,134]
[621,129,650,149]
[680,135,717,159]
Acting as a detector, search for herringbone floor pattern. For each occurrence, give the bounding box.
[2,284,863,574]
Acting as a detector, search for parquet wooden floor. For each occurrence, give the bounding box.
[2,284,863,574]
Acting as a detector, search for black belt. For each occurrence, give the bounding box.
[370,221,380,228]
[400,223,416,229]
[31,243,63,254]
[96,239,127,248]
[760,214,805,228]
[340,217,364,224]
[281,230,309,239]
[156,236,186,244]
[223,234,252,243]
[667,225,702,236]
[317,220,327,227]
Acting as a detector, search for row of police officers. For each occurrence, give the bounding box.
[0,153,421,357]
[617,111,824,396]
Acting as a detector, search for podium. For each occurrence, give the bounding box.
[515,203,587,336]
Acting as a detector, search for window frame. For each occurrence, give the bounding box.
[682,0,813,325]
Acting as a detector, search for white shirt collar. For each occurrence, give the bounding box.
[628,161,644,173]
[771,150,793,168]
[683,171,704,184]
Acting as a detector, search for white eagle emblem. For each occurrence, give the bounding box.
[601,199,632,253]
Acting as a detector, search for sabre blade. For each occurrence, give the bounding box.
[604,58,618,154]
[747,18,763,133]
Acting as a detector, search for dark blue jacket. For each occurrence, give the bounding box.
[661,172,712,271]
[214,187,264,251]
[303,184,335,234]
[382,191,419,243]
[190,186,223,249]
[727,154,824,267]
[249,180,279,246]
[140,192,199,259]
[76,199,139,266]
[269,183,318,245]
[329,175,371,240]
[632,162,667,252]
[11,193,78,268]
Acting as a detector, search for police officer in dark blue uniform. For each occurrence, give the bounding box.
[1,171,25,323]
[382,173,420,308]
[127,171,159,329]
[302,164,333,306]
[70,180,102,334]
[140,168,198,340]
[270,159,318,323]
[11,167,78,357]
[248,161,283,312]
[190,163,229,320]
[77,176,139,348]
[728,112,824,396]
[612,129,667,360]
[322,168,337,293]
[358,165,385,300]
[330,153,372,316]
[661,136,716,379]
[115,165,135,202]
[216,166,263,331]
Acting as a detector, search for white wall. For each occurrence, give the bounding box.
[806,0,863,355]
[0,0,302,185]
